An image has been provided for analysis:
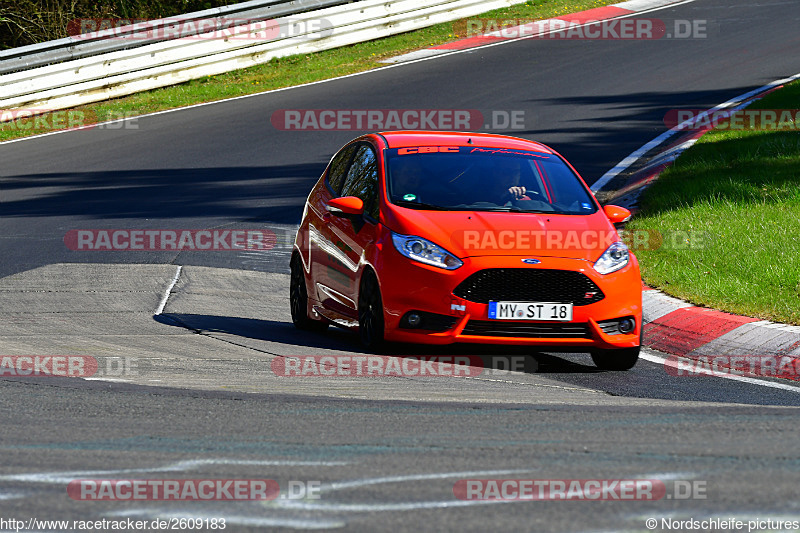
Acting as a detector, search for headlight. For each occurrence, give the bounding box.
[593,241,629,274]
[391,232,463,270]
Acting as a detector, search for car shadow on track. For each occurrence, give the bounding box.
[155,312,372,352]
[154,313,601,374]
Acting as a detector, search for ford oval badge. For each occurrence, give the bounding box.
[522,258,541,265]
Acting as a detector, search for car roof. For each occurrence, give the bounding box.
[377,131,553,154]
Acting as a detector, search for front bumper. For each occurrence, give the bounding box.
[378,251,641,348]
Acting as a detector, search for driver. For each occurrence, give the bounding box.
[489,158,529,205]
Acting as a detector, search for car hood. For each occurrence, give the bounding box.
[383,205,619,262]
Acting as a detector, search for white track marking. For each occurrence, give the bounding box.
[154,265,182,315]
[0,459,348,485]
[640,350,800,393]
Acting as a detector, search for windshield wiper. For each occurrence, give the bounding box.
[514,208,555,213]
[393,199,449,210]
[471,206,521,212]
[453,204,531,212]
[460,206,557,213]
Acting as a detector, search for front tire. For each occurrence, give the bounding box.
[591,346,640,371]
[358,270,385,351]
[290,254,328,332]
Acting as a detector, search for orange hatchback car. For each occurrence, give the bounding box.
[291,131,642,370]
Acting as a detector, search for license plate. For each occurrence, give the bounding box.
[488,301,573,321]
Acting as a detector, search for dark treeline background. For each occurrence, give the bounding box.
[0,0,247,50]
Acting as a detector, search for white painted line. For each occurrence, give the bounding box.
[273,497,507,512]
[0,458,348,485]
[644,290,694,308]
[640,350,800,393]
[169,458,348,468]
[592,71,800,192]
[615,0,688,10]
[322,469,535,492]
[0,0,699,146]
[633,471,697,481]
[380,49,449,64]
[154,265,182,315]
[759,322,800,333]
[462,374,603,393]
[609,0,697,14]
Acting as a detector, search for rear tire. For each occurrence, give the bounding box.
[591,346,640,371]
[290,254,328,332]
[358,270,385,351]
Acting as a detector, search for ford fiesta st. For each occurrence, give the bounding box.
[290,131,642,370]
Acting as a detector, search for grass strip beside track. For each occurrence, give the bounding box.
[628,80,800,325]
[1,0,615,142]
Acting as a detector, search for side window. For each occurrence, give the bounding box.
[340,144,379,220]
[326,144,357,195]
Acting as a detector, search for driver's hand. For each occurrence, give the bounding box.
[508,186,527,199]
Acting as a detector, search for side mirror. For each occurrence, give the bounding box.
[603,204,632,225]
[328,196,364,217]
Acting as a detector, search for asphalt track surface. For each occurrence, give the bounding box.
[2,0,800,531]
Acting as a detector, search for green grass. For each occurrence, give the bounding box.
[0,0,615,141]
[628,80,800,324]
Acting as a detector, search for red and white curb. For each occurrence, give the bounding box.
[381,0,690,64]
[642,288,800,383]
[644,289,800,358]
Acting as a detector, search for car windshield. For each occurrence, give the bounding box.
[385,146,597,214]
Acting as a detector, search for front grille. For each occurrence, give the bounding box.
[461,320,591,338]
[453,268,604,305]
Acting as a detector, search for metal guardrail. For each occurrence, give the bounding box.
[0,0,350,75]
[0,0,529,118]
